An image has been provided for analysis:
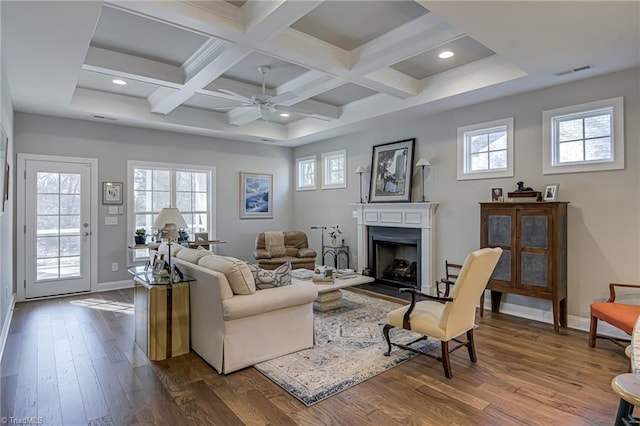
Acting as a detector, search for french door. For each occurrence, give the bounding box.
[23,158,93,298]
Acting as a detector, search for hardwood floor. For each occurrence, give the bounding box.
[0,288,628,425]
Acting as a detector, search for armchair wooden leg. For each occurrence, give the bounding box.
[383,324,393,356]
[589,316,598,347]
[479,293,485,317]
[467,329,478,363]
[441,340,452,379]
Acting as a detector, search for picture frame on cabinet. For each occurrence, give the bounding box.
[544,183,559,201]
[491,187,503,202]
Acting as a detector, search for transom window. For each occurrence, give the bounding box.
[543,97,624,174]
[128,161,215,261]
[296,155,316,191]
[457,118,514,180]
[322,149,347,189]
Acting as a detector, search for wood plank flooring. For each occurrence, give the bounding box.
[0,288,629,425]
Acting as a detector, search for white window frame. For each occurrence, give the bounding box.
[457,117,514,180]
[322,149,347,189]
[296,155,316,191]
[127,160,216,263]
[542,97,624,175]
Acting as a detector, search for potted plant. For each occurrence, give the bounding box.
[328,225,343,247]
[134,228,147,245]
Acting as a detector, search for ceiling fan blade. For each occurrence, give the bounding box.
[213,89,255,104]
[272,104,334,121]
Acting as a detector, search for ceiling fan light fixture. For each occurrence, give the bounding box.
[438,50,454,59]
[112,79,127,85]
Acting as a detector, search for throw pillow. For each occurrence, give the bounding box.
[175,247,210,264]
[248,262,291,290]
[158,242,184,257]
[198,255,256,295]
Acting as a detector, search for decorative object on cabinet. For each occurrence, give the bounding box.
[102,181,123,205]
[491,187,503,202]
[354,165,368,203]
[507,191,542,202]
[480,201,568,333]
[415,158,431,202]
[544,183,559,201]
[240,172,273,219]
[369,138,415,203]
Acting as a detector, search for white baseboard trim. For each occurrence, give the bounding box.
[96,280,133,292]
[0,293,16,364]
[481,298,629,340]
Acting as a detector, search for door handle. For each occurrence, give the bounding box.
[82,231,91,236]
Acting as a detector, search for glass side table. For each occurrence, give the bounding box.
[128,266,193,360]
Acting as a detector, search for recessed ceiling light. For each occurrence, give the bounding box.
[112,79,127,85]
[279,112,290,118]
[438,51,454,59]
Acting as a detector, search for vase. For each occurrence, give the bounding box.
[135,236,146,245]
[331,237,339,247]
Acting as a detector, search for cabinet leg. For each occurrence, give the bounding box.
[552,299,560,334]
[560,298,567,328]
[490,291,502,313]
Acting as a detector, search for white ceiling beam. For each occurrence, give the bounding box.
[83,46,185,86]
[275,70,347,102]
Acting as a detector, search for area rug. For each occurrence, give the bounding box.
[254,291,440,406]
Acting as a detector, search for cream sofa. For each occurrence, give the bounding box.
[156,244,318,374]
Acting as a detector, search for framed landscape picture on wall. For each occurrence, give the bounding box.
[369,138,415,203]
[240,172,273,219]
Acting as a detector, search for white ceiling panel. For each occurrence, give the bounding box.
[77,70,160,99]
[391,36,496,80]
[312,83,377,107]
[221,52,309,88]
[291,1,429,50]
[92,5,208,66]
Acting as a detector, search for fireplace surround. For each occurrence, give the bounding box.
[353,202,438,294]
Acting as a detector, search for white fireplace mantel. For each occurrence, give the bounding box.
[352,202,438,293]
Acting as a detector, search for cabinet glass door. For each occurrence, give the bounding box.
[519,212,551,290]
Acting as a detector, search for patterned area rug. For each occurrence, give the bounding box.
[254,291,440,406]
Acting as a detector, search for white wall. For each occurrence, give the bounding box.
[15,114,293,285]
[293,67,640,319]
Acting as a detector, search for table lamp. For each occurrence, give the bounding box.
[415,158,431,202]
[354,165,368,203]
[153,207,188,283]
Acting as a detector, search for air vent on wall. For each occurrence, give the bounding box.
[555,65,592,76]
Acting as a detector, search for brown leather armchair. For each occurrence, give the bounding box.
[253,231,317,270]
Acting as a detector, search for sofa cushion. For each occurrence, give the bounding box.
[158,242,184,257]
[248,262,291,290]
[175,247,210,264]
[198,255,256,295]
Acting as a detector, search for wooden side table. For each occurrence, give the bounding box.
[129,266,192,361]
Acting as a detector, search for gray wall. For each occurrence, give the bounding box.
[15,114,293,284]
[293,67,640,319]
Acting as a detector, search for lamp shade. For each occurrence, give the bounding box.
[415,158,431,167]
[153,207,188,230]
[354,165,366,174]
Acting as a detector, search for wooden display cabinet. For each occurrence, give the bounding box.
[480,202,568,333]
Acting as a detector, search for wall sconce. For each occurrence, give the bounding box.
[354,165,368,204]
[415,158,431,202]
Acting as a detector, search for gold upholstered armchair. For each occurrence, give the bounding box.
[253,231,317,270]
[383,247,502,378]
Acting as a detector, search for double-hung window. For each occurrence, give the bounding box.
[128,161,216,261]
[322,149,347,189]
[457,118,514,180]
[296,155,316,191]
[542,97,624,174]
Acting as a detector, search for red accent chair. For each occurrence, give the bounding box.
[589,283,640,348]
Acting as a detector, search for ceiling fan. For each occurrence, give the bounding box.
[212,66,333,122]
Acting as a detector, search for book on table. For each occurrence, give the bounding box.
[291,269,315,279]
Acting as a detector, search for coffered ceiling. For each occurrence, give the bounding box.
[2,1,639,146]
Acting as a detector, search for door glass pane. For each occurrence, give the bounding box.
[35,172,82,281]
[492,250,511,281]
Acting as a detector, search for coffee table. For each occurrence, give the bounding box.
[295,274,375,311]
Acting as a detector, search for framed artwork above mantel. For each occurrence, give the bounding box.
[369,138,415,203]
